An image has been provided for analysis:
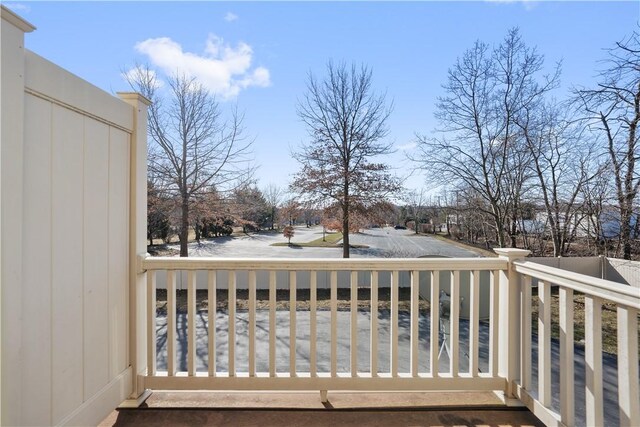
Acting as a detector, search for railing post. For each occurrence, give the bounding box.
[118,92,151,406]
[494,248,529,402]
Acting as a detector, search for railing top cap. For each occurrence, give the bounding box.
[493,248,531,259]
[141,255,508,271]
[117,92,152,106]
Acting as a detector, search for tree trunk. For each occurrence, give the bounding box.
[495,217,506,248]
[342,183,350,258]
[552,231,561,257]
[180,196,189,257]
[271,208,276,230]
[509,218,517,248]
[195,221,201,243]
[342,213,350,258]
[620,205,632,260]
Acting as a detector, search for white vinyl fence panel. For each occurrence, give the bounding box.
[1,7,147,426]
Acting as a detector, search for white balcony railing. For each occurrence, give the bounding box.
[136,250,640,427]
[514,260,639,427]
[141,257,507,391]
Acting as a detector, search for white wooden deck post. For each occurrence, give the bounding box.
[494,248,529,402]
[118,92,152,406]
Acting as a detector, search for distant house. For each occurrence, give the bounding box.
[593,209,639,239]
[517,219,546,235]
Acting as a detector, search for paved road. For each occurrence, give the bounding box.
[173,226,479,258]
[350,227,479,258]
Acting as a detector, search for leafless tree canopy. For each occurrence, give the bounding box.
[575,30,640,259]
[292,62,401,257]
[125,65,254,256]
[517,101,599,256]
[263,183,284,230]
[412,28,560,248]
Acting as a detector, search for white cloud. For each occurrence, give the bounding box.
[224,12,239,22]
[4,3,31,13]
[134,34,270,99]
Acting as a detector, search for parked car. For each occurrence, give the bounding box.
[394,225,407,230]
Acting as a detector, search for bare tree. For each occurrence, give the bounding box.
[125,65,253,256]
[147,179,172,245]
[292,62,402,258]
[411,28,559,247]
[279,196,301,227]
[580,168,614,255]
[263,183,283,230]
[231,184,270,232]
[575,31,640,259]
[518,102,597,256]
[405,189,428,234]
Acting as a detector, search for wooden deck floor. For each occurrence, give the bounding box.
[100,392,544,427]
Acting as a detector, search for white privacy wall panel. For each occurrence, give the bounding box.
[21,94,53,426]
[83,119,110,401]
[2,9,147,425]
[20,90,132,425]
[109,126,131,379]
[51,103,85,425]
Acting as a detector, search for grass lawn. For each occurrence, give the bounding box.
[530,288,640,356]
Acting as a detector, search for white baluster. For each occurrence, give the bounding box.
[351,271,358,376]
[249,270,256,377]
[228,271,236,377]
[469,270,480,376]
[585,295,603,427]
[290,271,297,377]
[269,270,276,377]
[521,276,532,390]
[208,271,216,377]
[330,271,338,378]
[559,287,574,426]
[147,270,156,376]
[617,305,639,427]
[410,270,419,377]
[450,270,460,377]
[391,270,399,377]
[187,271,196,376]
[167,270,176,376]
[538,280,551,407]
[489,270,499,377]
[370,271,379,377]
[430,271,440,377]
[310,271,317,377]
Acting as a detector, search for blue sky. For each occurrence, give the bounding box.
[7,1,640,194]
